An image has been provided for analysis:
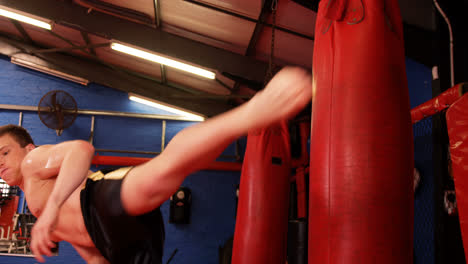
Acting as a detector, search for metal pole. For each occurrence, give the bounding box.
[161,120,166,151]
[88,116,95,144]
[0,104,200,121]
[18,112,23,126]
[433,0,455,87]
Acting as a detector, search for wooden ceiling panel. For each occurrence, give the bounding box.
[52,24,88,45]
[193,0,262,19]
[161,23,246,55]
[0,17,23,40]
[165,67,232,95]
[254,28,313,69]
[88,34,238,96]
[94,47,164,80]
[97,0,155,19]
[0,0,317,113]
[88,34,163,80]
[159,0,255,52]
[73,0,155,25]
[22,24,90,58]
[85,34,110,46]
[272,0,316,37]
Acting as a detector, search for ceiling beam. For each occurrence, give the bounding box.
[184,0,314,41]
[74,0,154,25]
[31,42,109,54]
[0,0,269,84]
[246,0,273,57]
[230,0,273,96]
[0,36,234,117]
[80,31,97,56]
[10,20,34,44]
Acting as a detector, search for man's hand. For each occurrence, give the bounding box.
[30,203,59,263]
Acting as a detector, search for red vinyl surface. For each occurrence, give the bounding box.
[91,155,242,171]
[411,84,465,124]
[232,121,291,264]
[309,0,413,262]
[446,94,468,258]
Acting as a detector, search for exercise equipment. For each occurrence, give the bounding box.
[411,83,467,124]
[309,0,413,262]
[287,219,307,264]
[446,94,468,258]
[232,121,291,264]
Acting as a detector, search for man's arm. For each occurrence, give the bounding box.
[23,140,95,209]
[23,140,95,262]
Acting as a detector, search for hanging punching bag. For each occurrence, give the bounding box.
[447,94,468,258]
[232,121,291,264]
[309,0,413,263]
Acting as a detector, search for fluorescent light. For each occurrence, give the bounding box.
[111,42,216,80]
[129,93,205,122]
[11,56,89,85]
[0,7,52,30]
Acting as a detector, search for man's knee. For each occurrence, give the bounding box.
[121,171,176,215]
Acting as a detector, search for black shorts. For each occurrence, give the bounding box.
[80,167,165,264]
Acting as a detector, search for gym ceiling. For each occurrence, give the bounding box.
[0,0,435,117]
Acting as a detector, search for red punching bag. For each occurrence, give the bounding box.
[232,121,291,264]
[447,94,468,258]
[309,0,413,263]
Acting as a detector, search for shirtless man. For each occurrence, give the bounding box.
[0,67,312,264]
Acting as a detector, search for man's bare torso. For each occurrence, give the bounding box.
[22,168,95,248]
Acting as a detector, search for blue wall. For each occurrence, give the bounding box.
[406,58,435,264]
[0,54,436,264]
[0,56,240,264]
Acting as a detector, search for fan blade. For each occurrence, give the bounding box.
[51,93,57,109]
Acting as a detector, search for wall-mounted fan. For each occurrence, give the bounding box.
[38,90,78,136]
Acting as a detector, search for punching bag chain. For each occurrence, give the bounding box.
[264,0,277,87]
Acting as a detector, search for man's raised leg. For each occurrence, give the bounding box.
[120,67,312,215]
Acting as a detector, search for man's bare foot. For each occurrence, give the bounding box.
[245,67,312,130]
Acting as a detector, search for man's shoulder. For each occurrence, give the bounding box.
[21,144,56,179]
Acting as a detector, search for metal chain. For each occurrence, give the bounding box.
[264,0,277,86]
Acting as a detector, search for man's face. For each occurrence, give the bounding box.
[0,134,29,186]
